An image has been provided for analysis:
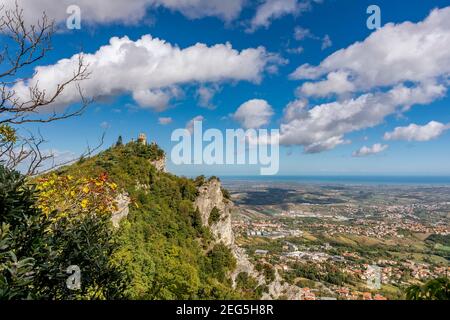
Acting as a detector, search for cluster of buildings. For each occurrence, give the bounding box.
[282,251,345,264]
[312,220,399,239]
[313,217,449,239]
[232,194,449,301]
[250,243,447,300]
[233,219,281,233]
[340,260,449,286]
[298,288,317,300]
[401,260,449,280]
[233,219,303,239]
[394,219,449,235]
[297,287,387,300]
[334,288,387,300]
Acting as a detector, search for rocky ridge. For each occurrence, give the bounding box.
[112,154,299,299]
[150,155,166,172]
[193,178,303,299]
[194,179,264,284]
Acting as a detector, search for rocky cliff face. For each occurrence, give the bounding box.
[150,155,166,172]
[111,192,130,228]
[193,178,303,298]
[112,171,289,299]
[194,179,268,287]
[194,179,234,246]
[230,245,265,286]
[261,269,302,300]
[112,154,165,227]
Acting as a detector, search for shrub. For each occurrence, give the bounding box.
[406,277,450,300]
[209,207,221,225]
[0,165,128,300]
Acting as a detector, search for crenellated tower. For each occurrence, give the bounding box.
[137,133,147,145]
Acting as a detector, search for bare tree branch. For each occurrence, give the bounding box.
[0,130,52,176]
[34,132,106,176]
[0,2,52,78]
[0,2,93,175]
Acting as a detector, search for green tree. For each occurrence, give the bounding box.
[221,187,231,200]
[236,272,266,299]
[406,278,449,300]
[0,165,52,299]
[209,207,221,225]
[42,212,129,299]
[116,136,123,147]
[0,165,128,300]
[204,244,236,282]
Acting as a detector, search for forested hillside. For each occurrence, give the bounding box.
[1,140,241,299]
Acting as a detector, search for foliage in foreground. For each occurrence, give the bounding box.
[0,165,127,299]
[406,277,449,300]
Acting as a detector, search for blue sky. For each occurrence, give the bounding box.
[4,0,450,176]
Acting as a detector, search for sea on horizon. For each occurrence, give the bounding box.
[219,175,450,186]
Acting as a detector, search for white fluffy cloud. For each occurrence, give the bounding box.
[133,87,182,111]
[384,121,450,142]
[352,143,388,157]
[248,0,318,32]
[282,99,307,122]
[290,25,330,53]
[158,117,173,125]
[155,0,244,21]
[12,35,281,111]
[1,0,245,24]
[280,7,450,153]
[298,71,354,97]
[291,7,450,94]
[196,86,220,109]
[233,99,274,129]
[279,82,445,152]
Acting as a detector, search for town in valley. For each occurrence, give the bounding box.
[224,180,450,300]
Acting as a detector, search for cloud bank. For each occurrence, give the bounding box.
[1,0,245,24]
[291,7,450,94]
[384,121,450,142]
[280,7,450,153]
[248,0,322,32]
[352,143,388,157]
[12,35,281,111]
[233,99,274,129]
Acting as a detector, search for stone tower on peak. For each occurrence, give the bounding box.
[137,133,147,145]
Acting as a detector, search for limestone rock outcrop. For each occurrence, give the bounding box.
[230,245,265,286]
[150,155,166,172]
[194,178,234,246]
[261,269,302,300]
[194,179,269,288]
[111,193,130,228]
